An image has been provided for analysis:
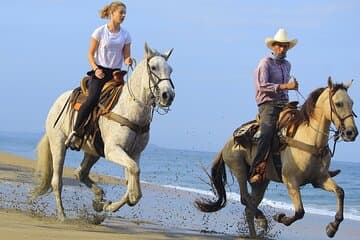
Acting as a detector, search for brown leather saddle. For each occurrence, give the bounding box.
[67,70,127,155]
[233,101,299,148]
[233,101,300,179]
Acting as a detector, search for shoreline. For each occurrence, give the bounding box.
[0,151,359,239]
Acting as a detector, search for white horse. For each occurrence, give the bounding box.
[31,43,175,221]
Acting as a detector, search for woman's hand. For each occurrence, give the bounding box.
[95,68,105,79]
[124,57,133,66]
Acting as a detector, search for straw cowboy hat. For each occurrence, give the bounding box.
[265,28,298,50]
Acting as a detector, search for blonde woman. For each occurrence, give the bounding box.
[66,1,132,148]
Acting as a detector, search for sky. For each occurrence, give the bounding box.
[1,0,360,162]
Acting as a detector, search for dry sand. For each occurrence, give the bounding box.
[0,152,359,240]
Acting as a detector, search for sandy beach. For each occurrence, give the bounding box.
[0,152,359,240]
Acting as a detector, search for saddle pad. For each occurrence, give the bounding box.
[233,120,260,148]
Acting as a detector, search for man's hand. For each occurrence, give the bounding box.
[287,79,298,90]
[279,79,298,90]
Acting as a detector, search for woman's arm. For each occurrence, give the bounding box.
[88,37,104,79]
[88,37,99,71]
[123,43,132,66]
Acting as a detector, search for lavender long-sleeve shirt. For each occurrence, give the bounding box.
[254,54,291,106]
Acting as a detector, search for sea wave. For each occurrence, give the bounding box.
[161,184,360,221]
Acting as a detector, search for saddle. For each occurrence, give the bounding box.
[233,101,300,179]
[67,70,127,156]
[233,101,299,148]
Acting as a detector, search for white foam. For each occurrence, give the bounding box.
[160,184,360,221]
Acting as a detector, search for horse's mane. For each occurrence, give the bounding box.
[296,87,326,125]
[292,83,347,128]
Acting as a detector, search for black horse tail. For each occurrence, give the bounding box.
[195,151,227,212]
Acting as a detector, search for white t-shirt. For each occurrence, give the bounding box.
[92,24,131,69]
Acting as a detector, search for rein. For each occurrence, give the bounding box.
[126,58,153,108]
[286,86,356,157]
[107,58,153,135]
[107,56,175,134]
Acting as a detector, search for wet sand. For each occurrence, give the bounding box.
[0,152,359,240]
[0,152,230,240]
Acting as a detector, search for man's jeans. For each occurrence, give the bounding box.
[252,101,284,169]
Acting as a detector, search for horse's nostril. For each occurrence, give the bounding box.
[162,92,168,100]
[346,130,354,137]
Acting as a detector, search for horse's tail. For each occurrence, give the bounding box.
[31,134,53,199]
[195,151,227,212]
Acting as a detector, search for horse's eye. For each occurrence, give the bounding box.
[335,102,344,108]
[151,66,156,71]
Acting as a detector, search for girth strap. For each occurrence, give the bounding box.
[104,112,150,134]
[282,136,329,157]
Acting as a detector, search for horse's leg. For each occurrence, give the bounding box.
[48,136,67,221]
[74,153,108,212]
[317,177,344,238]
[124,152,141,207]
[250,180,270,230]
[274,181,305,226]
[234,170,257,237]
[102,146,141,212]
[225,148,258,238]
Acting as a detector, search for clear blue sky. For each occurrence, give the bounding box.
[1,1,359,161]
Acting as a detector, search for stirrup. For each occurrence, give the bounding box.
[249,162,267,184]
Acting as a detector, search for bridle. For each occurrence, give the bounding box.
[146,60,175,114]
[329,87,357,137]
[327,87,357,155]
[295,86,357,157]
[126,57,175,114]
[104,56,175,140]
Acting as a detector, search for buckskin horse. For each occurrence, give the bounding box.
[195,77,357,238]
[31,43,175,221]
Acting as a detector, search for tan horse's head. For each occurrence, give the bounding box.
[323,77,358,141]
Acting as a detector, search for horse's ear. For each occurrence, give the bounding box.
[328,76,333,89]
[144,42,155,60]
[162,48,174,61]
[343,79,353,89]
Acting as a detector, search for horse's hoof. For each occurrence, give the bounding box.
[256,216,268,230]
[73,167,81,180]
[127,200,136,207]
[326,222,338,238]
[329,169,341,178]
[57,214,66,222]
[273,213,286,223]
[127,192,142,206]
[93,200,111,213]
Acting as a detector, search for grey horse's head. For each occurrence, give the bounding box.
[145,43,175,108]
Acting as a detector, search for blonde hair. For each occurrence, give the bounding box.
[99,1,126,19]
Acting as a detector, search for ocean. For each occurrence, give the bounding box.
[0,130,359,222]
